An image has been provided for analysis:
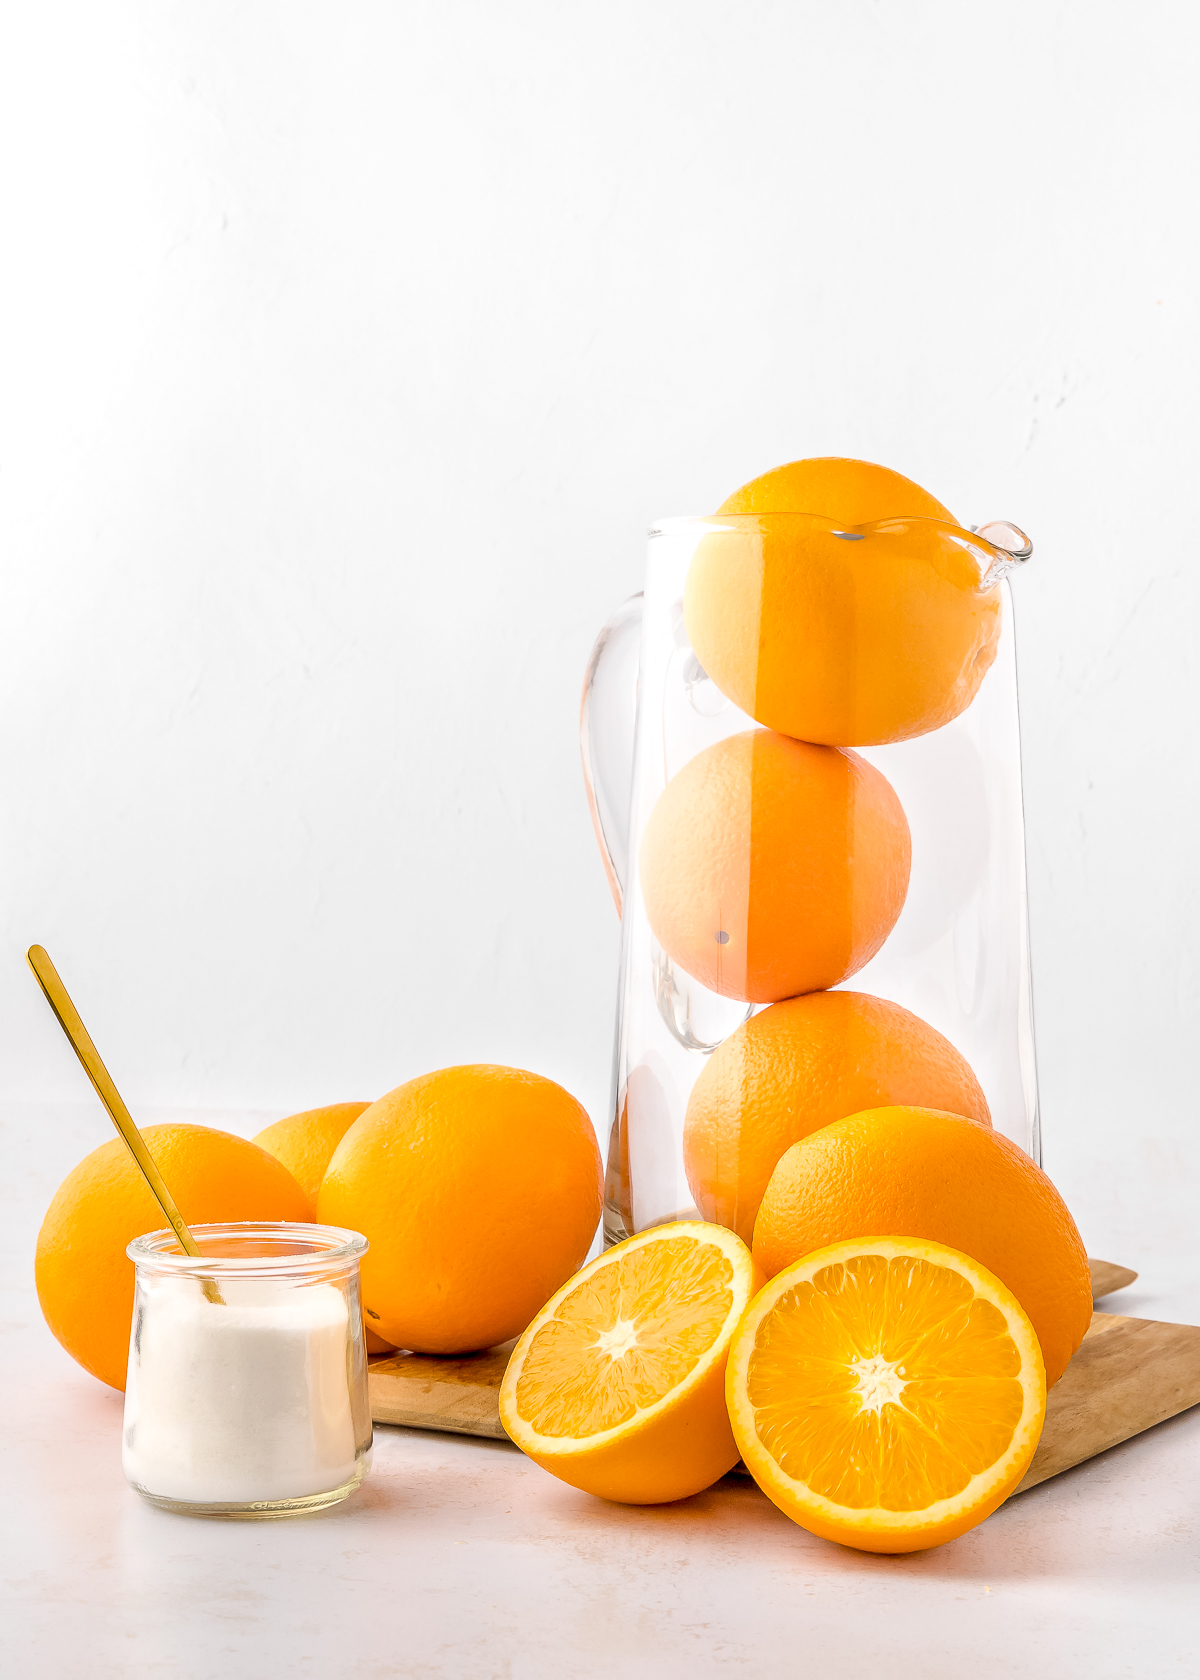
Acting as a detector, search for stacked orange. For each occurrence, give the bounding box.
[688,457,1002,746]
[590,457,1094,1549]
[636,456,1009,1234]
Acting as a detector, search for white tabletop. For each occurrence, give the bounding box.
[5,1102,1199,1679]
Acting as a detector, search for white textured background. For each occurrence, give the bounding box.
[2,3,1198,1261]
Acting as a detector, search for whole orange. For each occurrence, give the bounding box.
[638,730,910,1004]
[683,989,989,1245]
[685,457,1000,746]
[35,1124,310,1391]
[253,1101,372,1214]
[318,1065,603,1355]
[752,1105,1092,1386]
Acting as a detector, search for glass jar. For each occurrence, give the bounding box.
[582,512,1038,1245]
[123,1222,373,1518]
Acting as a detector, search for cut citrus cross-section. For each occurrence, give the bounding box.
[726,1237,1047,1552]
[500,1222,761,1504]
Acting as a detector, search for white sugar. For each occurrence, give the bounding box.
[123,1278,359,1506]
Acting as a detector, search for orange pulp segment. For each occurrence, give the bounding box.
[500,1222,760,1504]
[726,1237,1046,1552]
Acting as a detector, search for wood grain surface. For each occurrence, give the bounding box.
[1089,1257,1138,1299]
[370,1345,512,1439]
[368,1258,1200,1495]
[1016,1311,1200,1491]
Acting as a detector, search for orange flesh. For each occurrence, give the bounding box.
[746,1255,1026,1511]
[515,1237,734,1438]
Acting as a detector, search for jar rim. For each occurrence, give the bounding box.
[127,1221,368,1277]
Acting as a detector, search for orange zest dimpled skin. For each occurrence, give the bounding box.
[683,990,990,1246]
[318,1065,603,1356]
[638,730,911,1004]
[35,1124,311,1391]
[752,1106,1093,1387]
[715,456,958,523]
[726,1236,1047,1553]
[685,456,1002,746]
[500,1222,762,1504]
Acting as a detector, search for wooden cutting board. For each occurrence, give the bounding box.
[368,1258,1200,1493]
[371,1344,514,1441]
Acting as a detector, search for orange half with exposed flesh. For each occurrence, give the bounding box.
[500,1222,760,1504]
[726,1236,1046,1552]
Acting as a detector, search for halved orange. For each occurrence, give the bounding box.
[500,1222,761,1504]
[726,1237,1046,1552]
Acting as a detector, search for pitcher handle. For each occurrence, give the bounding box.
[580,593,643,914]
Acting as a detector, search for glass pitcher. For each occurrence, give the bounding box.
[581,511,1038,1247]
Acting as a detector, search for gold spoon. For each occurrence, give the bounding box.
[27,945,223,1304]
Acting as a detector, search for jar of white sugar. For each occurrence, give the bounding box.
[123,1222,373,1518]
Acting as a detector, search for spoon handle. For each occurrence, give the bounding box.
[27,944,205,1261]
